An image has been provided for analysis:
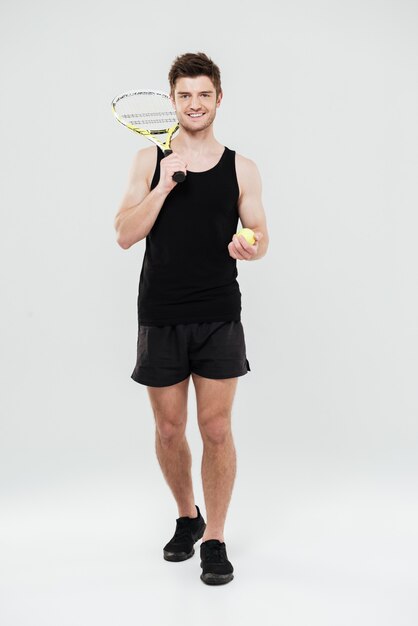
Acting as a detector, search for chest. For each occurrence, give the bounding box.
[185,150,225,173]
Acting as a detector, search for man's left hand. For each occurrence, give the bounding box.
[228,232,264,261]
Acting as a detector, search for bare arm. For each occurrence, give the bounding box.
[228,155,269,261]
[114,147,187,249]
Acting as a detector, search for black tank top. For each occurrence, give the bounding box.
[137,146,241,325]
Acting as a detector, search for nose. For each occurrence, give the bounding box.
[190,95,200,109]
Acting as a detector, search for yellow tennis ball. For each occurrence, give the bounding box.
[236,228,255,245]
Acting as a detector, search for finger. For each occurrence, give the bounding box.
[228,242,246,260]
[233,236,252,259]
[164,151,187,164]
[254,231,263,243]
[231,246,250,261]
[228,242,239,259]
[235,235,253,251]
[233,235,247,252]
[239,239,258,259]
[162,163,187,176]
[161,155,187,171]
[237,235,257,257]
[230,249,246,260]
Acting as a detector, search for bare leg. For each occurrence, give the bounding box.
[147,377,197,519]
[192,374,238,542]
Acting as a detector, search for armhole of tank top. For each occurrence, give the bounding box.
[150,147,163,190]
[230,149,240,207]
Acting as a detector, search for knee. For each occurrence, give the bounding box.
[199,414,231,446]
[154,410,186,446]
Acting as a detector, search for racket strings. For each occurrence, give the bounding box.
[112,91,179,137]
[120,111,177,128]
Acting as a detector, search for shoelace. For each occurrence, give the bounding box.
[202,543,227,563]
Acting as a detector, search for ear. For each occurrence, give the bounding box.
[216,90,223,108]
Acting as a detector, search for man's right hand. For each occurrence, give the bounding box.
[157,152,187,194]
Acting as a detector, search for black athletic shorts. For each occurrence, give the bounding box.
[131,321,250,387]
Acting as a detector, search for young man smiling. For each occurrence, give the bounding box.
[115,52,269,585]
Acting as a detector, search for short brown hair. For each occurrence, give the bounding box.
[168,52,222,96]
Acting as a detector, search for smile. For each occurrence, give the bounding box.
[187,113,205,118]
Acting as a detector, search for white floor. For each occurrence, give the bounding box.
[1,470,417,626]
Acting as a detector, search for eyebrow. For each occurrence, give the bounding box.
[176,90,214,95]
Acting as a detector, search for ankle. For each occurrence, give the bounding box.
[178,504,198,519]
[202,531,224,543]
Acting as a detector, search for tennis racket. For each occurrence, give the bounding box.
[111,89,186,183]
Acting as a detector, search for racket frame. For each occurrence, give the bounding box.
[111,89,185,183]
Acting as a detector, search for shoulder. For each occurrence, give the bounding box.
[235,152,256,168]
[120,147,158,205]
[132,146,158,173]
[234,152,262,193]
[130,146,158,187]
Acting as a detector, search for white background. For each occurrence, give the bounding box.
[1,0,417,624]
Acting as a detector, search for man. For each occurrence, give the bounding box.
[114,52,269,585]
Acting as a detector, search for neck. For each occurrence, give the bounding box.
[171,126,221,155]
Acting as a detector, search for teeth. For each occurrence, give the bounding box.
[189,113,203,117]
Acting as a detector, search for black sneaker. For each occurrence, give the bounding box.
[200,539,234,585]
[163,505,206,562]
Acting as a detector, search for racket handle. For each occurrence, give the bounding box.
[172,170,186,183]
[163,149,186,183]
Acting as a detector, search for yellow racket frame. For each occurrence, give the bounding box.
[111,89,179,154]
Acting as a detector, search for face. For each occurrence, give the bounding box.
[171,75,222,133]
